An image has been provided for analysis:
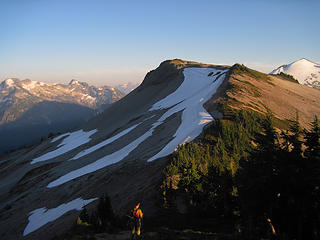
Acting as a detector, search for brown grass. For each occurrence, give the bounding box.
[209,66,320,129]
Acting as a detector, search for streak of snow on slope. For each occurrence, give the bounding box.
[71,123,140,160]
[148,68,227,162]
[47,68,227,188]
[0,97,8,103]
[23,197,97,236]
[51,133,70,143]
[47,127,157,188]
[31,129,97,164]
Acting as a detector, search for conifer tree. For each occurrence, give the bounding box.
[289,112,303,158]
[79,206,90,223]
[304,115,320,160]
[303,115,320,238]
[237,112,280,237]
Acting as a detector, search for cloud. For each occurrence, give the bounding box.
[243,61,283,73]
[72,67,148,86]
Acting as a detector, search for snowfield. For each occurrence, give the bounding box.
[271,58,320,88]
[22,80,38,90]
[47,67,227,188]
[23,197,97,236]
[4,78,14,88]
[31,129,97,164]
[147,67,227,161]
[71,123,140,160]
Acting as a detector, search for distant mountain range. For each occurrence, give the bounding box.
[0,78,125,153]
[271,58,320,89]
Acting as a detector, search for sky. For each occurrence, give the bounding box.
[1,0,319,86]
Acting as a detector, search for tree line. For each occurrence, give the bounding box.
[162,109,320,239]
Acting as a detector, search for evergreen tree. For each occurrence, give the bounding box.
[79,206,90,223]
[237,113,280,238]
[289,112,303,157]
[303,115,320,239]
[305,115,320,160]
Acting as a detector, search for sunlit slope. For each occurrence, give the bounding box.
[205,64,320,129]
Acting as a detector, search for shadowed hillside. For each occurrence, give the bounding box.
[0,101,95,153]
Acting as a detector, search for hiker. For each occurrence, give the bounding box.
[131,202,143,240]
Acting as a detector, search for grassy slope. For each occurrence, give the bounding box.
[205,63,320,130]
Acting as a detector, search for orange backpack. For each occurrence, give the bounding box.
[133,208,142,219]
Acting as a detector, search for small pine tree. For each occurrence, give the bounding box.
[304,115,320,160]
[289,112,303,157]
[79,206,90,223]
[95,195,115,232]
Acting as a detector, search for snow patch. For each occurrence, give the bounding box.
[31,129,97,164]
[22,80,38,90]
[71,123,140,160]
[0,97,8,103]
[23,197,97,236]
[4,78,14,87]
[86,95,95,100]
[51,133,70,143]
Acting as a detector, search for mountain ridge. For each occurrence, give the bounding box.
[0,59,319,240]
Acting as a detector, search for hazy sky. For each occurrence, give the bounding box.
[1,0,319,86]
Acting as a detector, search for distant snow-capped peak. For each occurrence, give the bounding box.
[1,78,18,89]
[69,79,80,85]
[114,82,139,94]
[271,58,320,89]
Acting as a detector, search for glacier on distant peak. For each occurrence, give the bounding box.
[271,58,320,89]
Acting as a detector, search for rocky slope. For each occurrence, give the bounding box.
[270,58,320,89]
[0,78,124,153]
[0,60,319,240]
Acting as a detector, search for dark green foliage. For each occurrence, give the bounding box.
[237,112,281,237]
[91,195,116,232]
[79,207,90,223]
[304,115,320,160]
[230,63,270,81]
[77,195,118,233]
[163,110,262,219]
[274,72,299,83]
[288,112,303,156]
[162,110,320,239]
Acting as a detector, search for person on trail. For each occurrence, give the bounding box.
[131,202,143,239]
